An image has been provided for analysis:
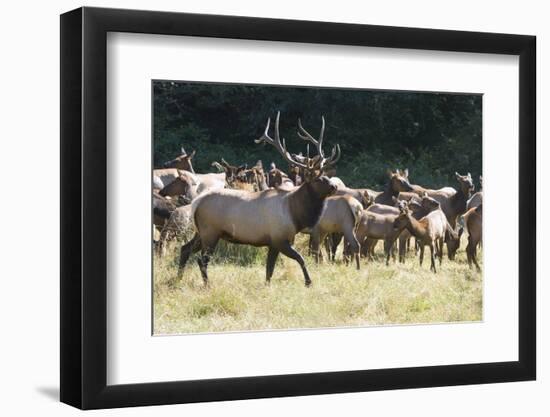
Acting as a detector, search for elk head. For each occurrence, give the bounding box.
[163,147,196,173]
[266,163,288,188]
[392,202,411,231]
[214,158,247,186]
[455,172,475,197]
[446,227,463,260]
[420,192,440,211]
[255,112,340,196]
[158,171,194,199]
[362,191,375,208]
[387,169,414,193]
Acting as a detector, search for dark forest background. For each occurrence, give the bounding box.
[153,81,482,190]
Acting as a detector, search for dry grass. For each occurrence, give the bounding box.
[153,234,482,334]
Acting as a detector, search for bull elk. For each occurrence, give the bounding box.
[178,112,341,287]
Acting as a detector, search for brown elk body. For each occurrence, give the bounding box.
[463,203,482,271]
[355,209,405,265]
[334,187,373,209]
[178,112,340,287]
[309,195,363,269]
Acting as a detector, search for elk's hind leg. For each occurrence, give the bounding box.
[343,230,360,270]
[277,241,312,287]
[471,242,481,272]
[466,237,474,269]
[330,233,343,262]
[197,236,219,287]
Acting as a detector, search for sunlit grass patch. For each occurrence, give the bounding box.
[153,234,482,334]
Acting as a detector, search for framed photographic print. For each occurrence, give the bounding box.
[60,6,536,410]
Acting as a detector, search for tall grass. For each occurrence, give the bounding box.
[153,234,482,335]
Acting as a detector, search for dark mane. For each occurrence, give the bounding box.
[288,182,326,231]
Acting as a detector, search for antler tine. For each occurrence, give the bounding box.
[255,112,309,170]
[318,115,325,154]
[323,144,341,169]
[297,117,325,159]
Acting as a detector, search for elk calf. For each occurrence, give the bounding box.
[355,207,407,266]
[392,206,457,273]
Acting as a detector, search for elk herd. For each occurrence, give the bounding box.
[153,112,483,287]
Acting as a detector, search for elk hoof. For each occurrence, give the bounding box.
[305,280,312,288]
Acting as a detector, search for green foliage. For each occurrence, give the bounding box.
[154,81,482,189]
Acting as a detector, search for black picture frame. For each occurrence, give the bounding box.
[60,6,536,410]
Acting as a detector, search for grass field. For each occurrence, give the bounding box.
[153,234,482,335]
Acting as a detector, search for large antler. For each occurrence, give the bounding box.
[255,112,309,170]
[296,117,341,171]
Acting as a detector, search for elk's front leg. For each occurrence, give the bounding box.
[266,246,280,284]
[278,241,312,287]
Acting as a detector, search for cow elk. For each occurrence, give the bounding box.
[463,203,482,271]
[178,112,341,287]
[374,169,414,206]
[309,195,363,269]
[355,201,410,265]
[163,147,196,173]
[467,176,483,210]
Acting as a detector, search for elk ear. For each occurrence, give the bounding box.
[255,160,263,170]
[181,146,186,155]
[455,172,461,179]
[188,150,196,159]
[403,168,409,178]
[467,172,472,179]
[422,191,428,198]
[270,162,276,170]
[387,168,394,178]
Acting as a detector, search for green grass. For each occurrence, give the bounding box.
[153,234,482,334]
